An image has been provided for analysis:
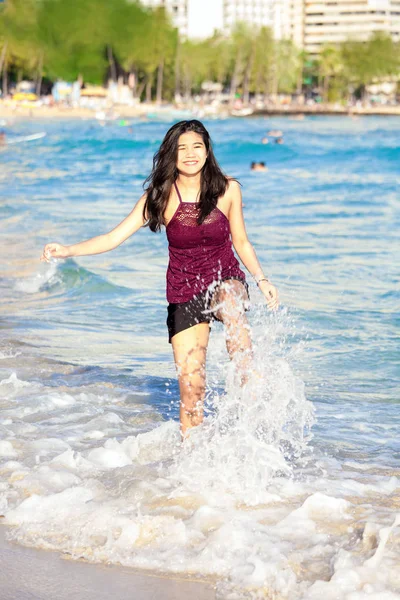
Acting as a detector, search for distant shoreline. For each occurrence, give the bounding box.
[251,106,400,117]
[1,101,400,121]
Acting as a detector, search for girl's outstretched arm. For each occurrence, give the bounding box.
[40,194,147,262]
[227,181,279,310]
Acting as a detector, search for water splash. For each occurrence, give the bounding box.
[14,261,58,294]
[170,308,315,505]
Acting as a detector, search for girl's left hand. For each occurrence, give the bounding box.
[258,280,279,310]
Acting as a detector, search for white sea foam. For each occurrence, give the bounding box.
[15,261,58,294]
[0,373,38,403]
[0,372,31,390]
[2,338,399,599]
[0,441,18,458]
[0,347,21,360]
[4,450,399,600]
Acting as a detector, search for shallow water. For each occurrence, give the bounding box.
[1,115,399,599]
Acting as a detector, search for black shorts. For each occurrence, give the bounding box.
[166,278,249,343]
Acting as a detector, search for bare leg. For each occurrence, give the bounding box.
[171,322,210,437]
[212,280,253,382]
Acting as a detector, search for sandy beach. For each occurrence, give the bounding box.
[0,101,149,121]
[2,99,400,121]
[0,526,216,600]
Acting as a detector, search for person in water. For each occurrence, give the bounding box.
[267,130,283,137]
[251,161,268,172]
[41,120,279,437]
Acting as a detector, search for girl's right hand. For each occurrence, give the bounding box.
[40,243,70,262]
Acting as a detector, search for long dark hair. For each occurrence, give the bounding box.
[143,120,230,232]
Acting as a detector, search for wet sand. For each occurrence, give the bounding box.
[0,526,215,600]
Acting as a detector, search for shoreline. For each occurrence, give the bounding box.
[0,525,216,600]
[252,105,400,117]
[2,101,400,121]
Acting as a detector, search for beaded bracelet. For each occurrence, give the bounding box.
[254,275,270,286]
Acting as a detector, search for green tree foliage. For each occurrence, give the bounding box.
[274,39,302,94]
[318,45,344,101]
[319,33,400,102]
[1,1,399,102]
[174,24,297,101]
[35,0,107,82]
[251,27,274,98]
[177,38,217,98]
[341,33,400,90]
[0,0,176,97]
[0,0,40,92]
[208,33,233,86]
[134,8,177,102]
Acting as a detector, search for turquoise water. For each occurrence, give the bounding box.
[1,116,399,599]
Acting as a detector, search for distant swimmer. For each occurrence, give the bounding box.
[0,131,6,145]
[251,161,268,172]
[261,137,269,144]
[267,130,283,137]
[275,137,284,145]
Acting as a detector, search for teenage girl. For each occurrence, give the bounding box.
[41,120,279,437]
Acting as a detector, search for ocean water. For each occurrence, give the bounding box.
[1,115,399,599]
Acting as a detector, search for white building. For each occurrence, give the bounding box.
[187,0,224,38]
[141,0,292,41]
[141,0,190,37]
[140,0,224,38]
[304,0,400,54]
[287,0,305,47]
[269,0,304,44]
[223,0,275,34]
[140,0,400,54]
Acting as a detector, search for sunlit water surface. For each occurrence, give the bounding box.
[0,116,399,599]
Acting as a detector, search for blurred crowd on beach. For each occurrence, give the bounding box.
[2,76,400,122]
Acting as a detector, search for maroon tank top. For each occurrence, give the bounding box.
[165,183,246,303]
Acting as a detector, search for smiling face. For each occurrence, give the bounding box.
[176,131,207,177]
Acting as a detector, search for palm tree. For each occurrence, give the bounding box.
[319,45,344,102]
